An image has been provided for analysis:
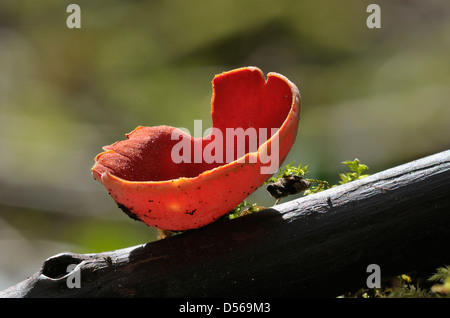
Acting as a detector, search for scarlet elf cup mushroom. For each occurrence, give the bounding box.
[92,67,301,231]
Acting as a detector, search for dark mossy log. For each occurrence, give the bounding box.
[1,150,449,298]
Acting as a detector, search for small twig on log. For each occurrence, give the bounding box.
[1,150,449,298]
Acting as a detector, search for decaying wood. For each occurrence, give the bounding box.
[1,150,449,298]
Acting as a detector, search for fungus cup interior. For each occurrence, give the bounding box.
[93,67,295,183]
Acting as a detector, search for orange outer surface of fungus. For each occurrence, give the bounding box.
[92,67,301,231]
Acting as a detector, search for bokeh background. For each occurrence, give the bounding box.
[0,0,449,290]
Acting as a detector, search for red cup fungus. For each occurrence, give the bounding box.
[92,67,301,231]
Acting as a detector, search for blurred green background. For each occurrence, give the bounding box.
[0,0,449,289]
